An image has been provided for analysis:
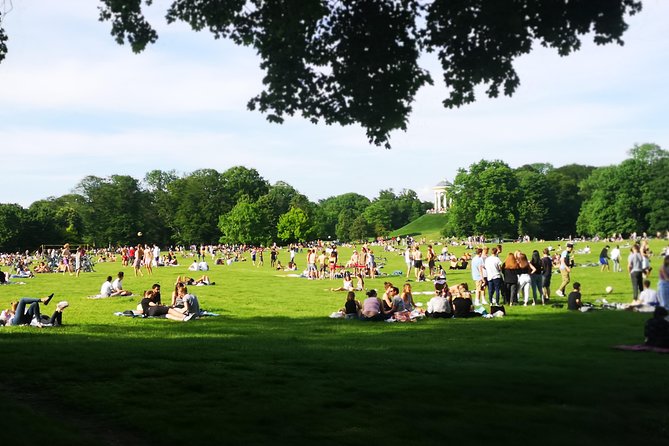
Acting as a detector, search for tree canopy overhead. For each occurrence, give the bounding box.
[0,1,643,147]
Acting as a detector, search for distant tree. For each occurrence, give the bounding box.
[515,169,550,238]
[218,199,270,245]
[166,169,227,244]
[544,164,595,238]
[76,175,151,245]
[349,215,373,241]
[220,166,269,207]
[335,208,356,242]
[577,143,668,236]
[255,181,301,242]
[446,160,520,238]
[319,193,371,238]
[0,203,28,251]
[277,207,311,243]
[363,201,393,236]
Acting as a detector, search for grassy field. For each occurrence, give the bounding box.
[390,213,448,241]
[1,239,669,446]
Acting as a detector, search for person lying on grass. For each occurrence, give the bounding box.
[645,306,669,348]
[139,289,194,321]
[0,294,69,327]
[175,275,214,286]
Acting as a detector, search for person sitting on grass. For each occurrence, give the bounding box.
[567,282,583,311]
[111,271,132,296]
[401,283,418,312]
[354,273,365,291]
[34,261,51,274]
[382,285,405,318]
[634,279,659,310]
[340,291,361,319]
[140,289,194,321]
[427,286,453,319]
[171,286,200,319]
[452,284,481,318]
[361,289,384,321]
[0,294,64,327]
[331,271,354,291]
[100,275,125,297]
[644,306,669,348]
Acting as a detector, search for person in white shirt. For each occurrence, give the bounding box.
[484,247,503,305]
[637,279,659,308]
[610,245,622,272]
[100,275,123,297]
[111,271,132,296]
[198,261,209,271]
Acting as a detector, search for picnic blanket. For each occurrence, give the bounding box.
[89,294,134,299]
[114,310,220,318]
[613,344,669,354]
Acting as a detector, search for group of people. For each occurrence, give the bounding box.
[336,279,487,321]
[470,244,561,306]
[135,282,200,321]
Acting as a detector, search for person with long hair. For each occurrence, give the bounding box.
[517,252,537,305]
[502,253,520,305]
[529,250,543,304]
[401,283,417,311]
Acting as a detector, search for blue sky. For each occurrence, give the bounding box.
[1,0,667,207]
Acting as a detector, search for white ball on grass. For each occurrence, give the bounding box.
[605,286,613,294]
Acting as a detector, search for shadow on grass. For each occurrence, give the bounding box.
[1,311,668,446]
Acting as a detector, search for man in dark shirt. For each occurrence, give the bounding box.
[599,246,610,272]
[567,282,582,311]
[645,306,669,348]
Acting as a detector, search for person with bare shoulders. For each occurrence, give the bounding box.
[134,244,144,277]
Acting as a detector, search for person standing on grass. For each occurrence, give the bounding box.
[658,256,669,309]
[556,242,573,297]
[484,247,503,305]
[529,250,543,305]
[471,248,486,306]
[610,245,622,272]
[426,245,436,277]
[541,248,553,303]
[599,245,610,272]
[628,244,644,301]
[413,245,423,281]
[404,245,412,278]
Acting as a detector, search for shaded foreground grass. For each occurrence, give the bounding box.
[1,240,668,445]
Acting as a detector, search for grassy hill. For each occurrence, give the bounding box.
[390,213,447,240]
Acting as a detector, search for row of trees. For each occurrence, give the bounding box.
[444,143,668,239]
[0,167,430,250]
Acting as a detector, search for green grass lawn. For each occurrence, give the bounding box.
[390,213,448,241]
[1,239,668,445]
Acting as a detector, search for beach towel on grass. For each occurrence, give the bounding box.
[613,344,669,354]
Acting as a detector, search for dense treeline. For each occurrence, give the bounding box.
[1,143,666,250]
[444,143,668,239]
[0,167,431,250]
